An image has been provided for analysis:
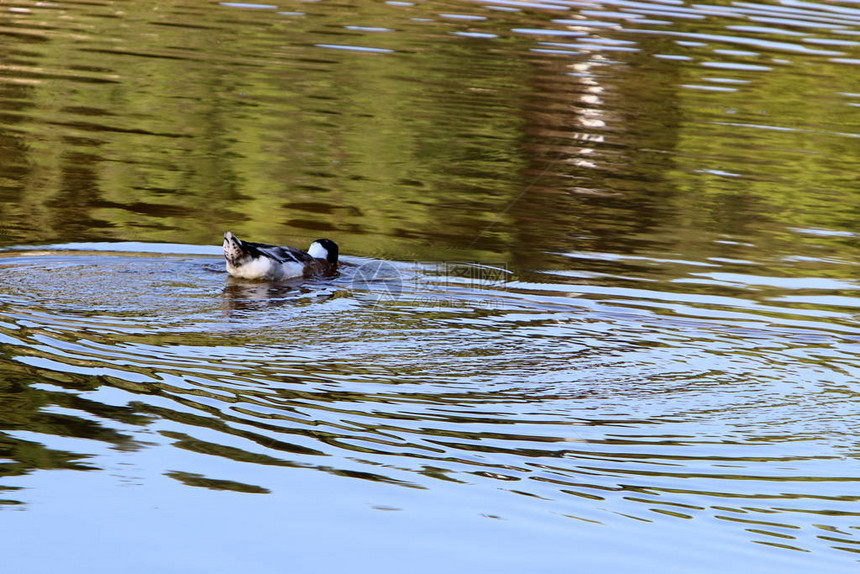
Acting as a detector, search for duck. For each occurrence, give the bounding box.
[222,231,339,280]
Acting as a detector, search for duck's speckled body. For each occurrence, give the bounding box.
[222,231,339,280]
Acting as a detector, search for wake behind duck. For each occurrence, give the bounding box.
[222,231,339,280]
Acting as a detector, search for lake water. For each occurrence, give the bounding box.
[1,0,860,571]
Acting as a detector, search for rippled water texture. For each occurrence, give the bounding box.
[2,0,860,572]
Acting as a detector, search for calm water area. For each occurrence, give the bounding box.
[1,0,860,571]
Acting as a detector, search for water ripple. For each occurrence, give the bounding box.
[0,247,858,540]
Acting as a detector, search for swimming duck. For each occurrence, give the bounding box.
[222,231,339,280]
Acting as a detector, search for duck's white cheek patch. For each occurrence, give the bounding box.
[307,241,327,259]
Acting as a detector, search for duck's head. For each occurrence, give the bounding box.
[307,238,339,265]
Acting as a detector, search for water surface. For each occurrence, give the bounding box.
[1,0,860,572]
